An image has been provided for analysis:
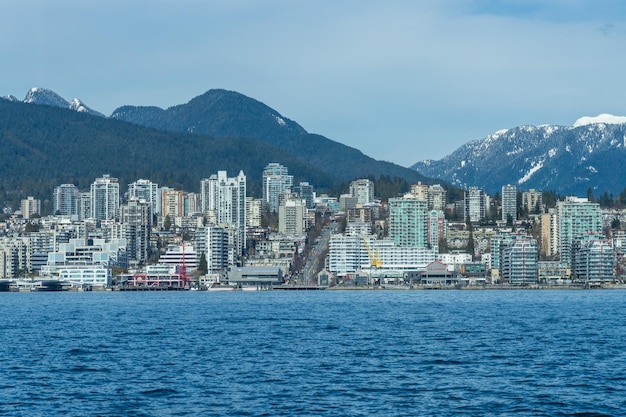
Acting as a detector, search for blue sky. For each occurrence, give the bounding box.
[2,0,626,167]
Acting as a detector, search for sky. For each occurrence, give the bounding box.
[2,0,626,167]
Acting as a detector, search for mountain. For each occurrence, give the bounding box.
[0,99,342,210]
[411,115,626,196]
[111,89,428,183]
[2,87,105,117]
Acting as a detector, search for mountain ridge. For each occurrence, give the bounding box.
[412,117,626,195]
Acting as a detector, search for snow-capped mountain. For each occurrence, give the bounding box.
[2,87,104,117]
[411,115,626,195]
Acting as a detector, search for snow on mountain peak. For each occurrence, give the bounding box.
[573,114,626,128]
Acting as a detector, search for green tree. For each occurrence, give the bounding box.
[198,252,208,275]
[163,215,171,231]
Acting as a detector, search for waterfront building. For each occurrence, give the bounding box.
[345,222,372,237]
[195,226,229,274]
[53,184,79,217]
[389,194,428,247]
[128,179,160,216]
[327,235,436,278]
[499,234,538,285]
[557,197,602,265]
[58,267,110,288]
[21,197,41,220]
[262,163,293,213]
[158,244,198,272]
[42,238,127,285]
[501,185,517,223]
[571,236,614,284]
[0,237,28,278]
[349,179,375,205]
[279,198,306,234]
[90,174,120,220]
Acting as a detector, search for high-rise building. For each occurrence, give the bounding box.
[201,171,247,256]
[90,174,120,220]
[428,210,446,250]
[279,198,306,234]
[245,197,262,228]
[292,182,315,209]
[262,163,293,213]
[409,182,429,201]
[78,192,91,221]
[522,189,543,214]
[162,189,184,218]
[121,197,151,266]
[571,237,614,283]
[350,179,375,205]
[501,185,517,222]
[499,234,538,285]
[557,197,602,265]
[53,184,79,216]
[195,226,229,274]
[389,195,428,247]
[540,209,558,258]
[21,196,41,219]
[464,187,487,223]
[427,184,447,212]
[128,179,160,216]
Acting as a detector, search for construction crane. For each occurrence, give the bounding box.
[360,236,382,268]
[361,236,382,286]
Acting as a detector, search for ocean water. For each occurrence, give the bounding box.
[1,289,625,416]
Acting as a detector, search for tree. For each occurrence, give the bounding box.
[612,217,621,230]
[198,252,208,275]
[163,215,171,231]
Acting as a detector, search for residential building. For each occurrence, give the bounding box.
[121,197,151,266]
[279,198,306,234]
[571,237,614,283]
[557,197,602,265]
[427,184,447,212]
[128,179,160,216]
[499,234,538,285]
[53,184,79,216]
[349,179,375,205]
[90,174,120,220]
[292,182,315,209]
[21,197,41,219]
[195,226,229,274]
[522,189,543,214]
[501,185,517,222]
[428,210,447,250]
[464,187,488,223]
[200,171,247,256]
[262,163,293,213]
[245,197,262,228]
[389,194,428,247]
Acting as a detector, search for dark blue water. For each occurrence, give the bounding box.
[1,290,625,416]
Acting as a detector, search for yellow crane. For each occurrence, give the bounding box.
[360,236,382,269]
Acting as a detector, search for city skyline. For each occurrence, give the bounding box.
[3,1,626,166]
